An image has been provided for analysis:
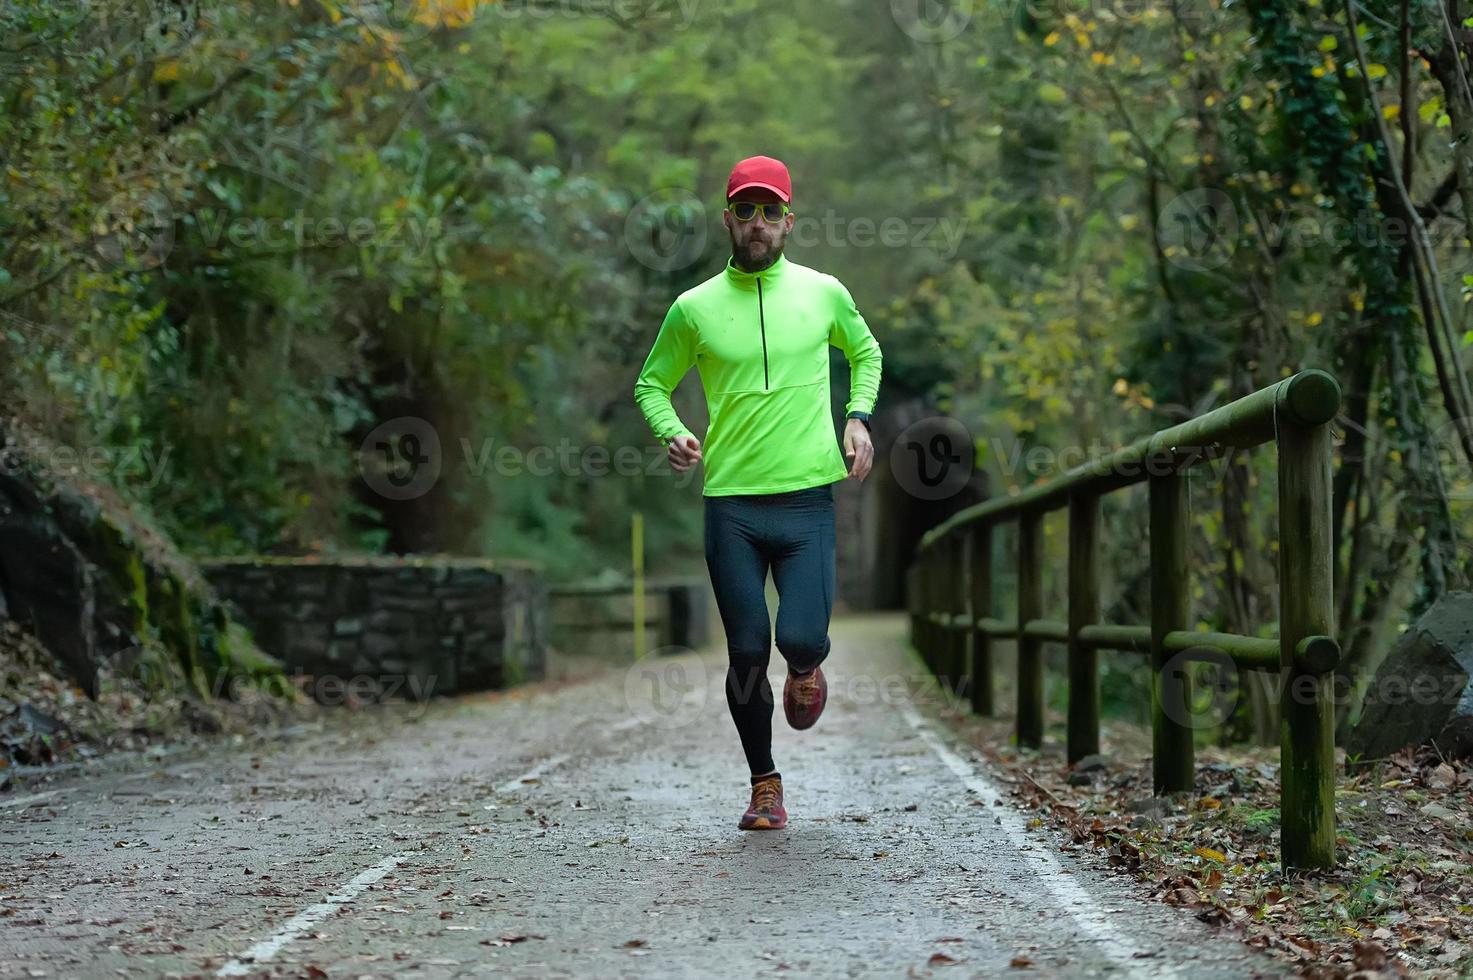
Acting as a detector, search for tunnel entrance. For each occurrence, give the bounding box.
[835,394,989,611]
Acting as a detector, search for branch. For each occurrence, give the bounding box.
[1415,168,1459,219]
[1347,0,1473,470]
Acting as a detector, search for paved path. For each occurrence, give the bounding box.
[0,613,1282,978]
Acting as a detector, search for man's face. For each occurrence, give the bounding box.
[723,186,794,271]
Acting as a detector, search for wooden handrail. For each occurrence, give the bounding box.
[914,369,1341,550]
[925,617,1334,672]
[906,368,1341,871]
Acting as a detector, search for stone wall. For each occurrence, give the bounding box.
[549,577,711,660]
[200,556,547,701]
[0,427,289,704]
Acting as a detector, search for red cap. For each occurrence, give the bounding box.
[726,155,792,203]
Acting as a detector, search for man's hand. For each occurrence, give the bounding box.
[843,418,873,481]
[667,433,703,472]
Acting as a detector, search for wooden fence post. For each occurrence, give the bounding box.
[936,535,952,687]
[920,551,934,671]
[1017,512,1044,749]
[1067,492,1101,763]
[1149,465,1194,794]
[907,562,920,653]
[950,533,970,699]
[925,548,940,673]
[970,524,994,716]
[952,530,972,708]
[1278,416,1337,870]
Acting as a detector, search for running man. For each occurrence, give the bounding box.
[632,155,883,831]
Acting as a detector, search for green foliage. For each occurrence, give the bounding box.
[1,0,1466,642]
[0,0,900,580]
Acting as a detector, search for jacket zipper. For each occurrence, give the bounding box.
[756,277,769,390]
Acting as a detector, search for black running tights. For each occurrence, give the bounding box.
[703,482,836,776]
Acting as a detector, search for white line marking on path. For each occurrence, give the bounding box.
[496,753,571,794]
[896,703,1155,976]
[0,790,60,810]
[215,853,408,977]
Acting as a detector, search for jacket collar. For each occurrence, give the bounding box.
[724,251,789,290]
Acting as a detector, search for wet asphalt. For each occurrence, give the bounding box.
[0,612,1284,979]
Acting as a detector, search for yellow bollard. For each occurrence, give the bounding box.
[632,511,646,660]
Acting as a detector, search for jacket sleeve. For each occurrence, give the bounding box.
[633,297,698,445]
[828,278,883,417]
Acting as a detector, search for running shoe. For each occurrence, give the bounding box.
[783,664,827,730]
[738,773,787,830]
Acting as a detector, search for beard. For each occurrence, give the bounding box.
[731,229,783,272]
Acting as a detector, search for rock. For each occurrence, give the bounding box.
[1072,753,1109,773]
[1419,803,1460,823]
[2,701,71,765]
[19,703,61,735]
[1347,592,1473,762]
[0,517,99,698]
[1127,797,1173,816]
[333,617,364,637]
[1067,771,1094,787]
[1435,719,1473,762]
[1428,763,1457,790]
[180,699,224,735]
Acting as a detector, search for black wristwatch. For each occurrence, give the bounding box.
[846,411,872,432]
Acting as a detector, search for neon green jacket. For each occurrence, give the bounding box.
[634,252,883,496]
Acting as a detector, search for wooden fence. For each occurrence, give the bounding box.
[906,368,1341,870]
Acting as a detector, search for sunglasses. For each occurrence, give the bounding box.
[729,200,791,223]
